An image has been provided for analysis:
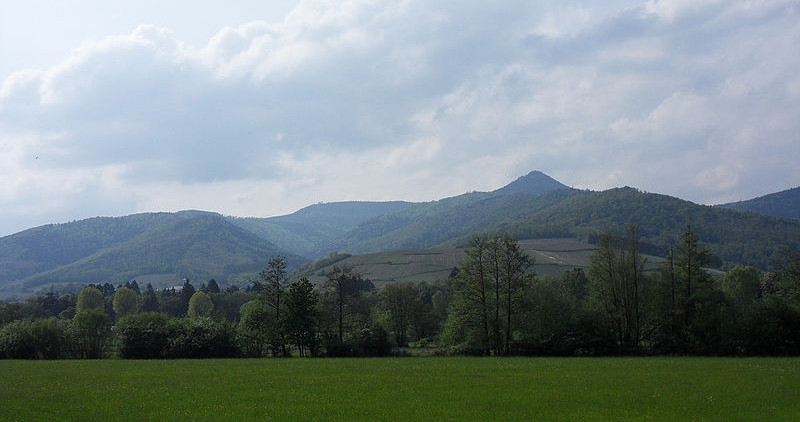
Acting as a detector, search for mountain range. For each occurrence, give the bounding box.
[1,171,798,298]
[717,186,800,220]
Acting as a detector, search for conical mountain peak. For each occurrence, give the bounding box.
[493,171,569,195]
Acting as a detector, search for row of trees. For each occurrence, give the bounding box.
[0,257,419,359]
[2,226,800,359]
[440,225,800,356]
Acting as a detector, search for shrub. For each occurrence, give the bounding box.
[165,317,238,358]
[0,320,37,359]
[116,312,169,359]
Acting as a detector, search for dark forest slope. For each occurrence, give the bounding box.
[718,187,800,220]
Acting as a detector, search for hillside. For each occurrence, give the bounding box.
[0,212,195,284]
[318,170,574,255]
[2,170,799,298]
[496,187,800,270]
[297,238,667,288]
[0,213,305,297]
[322,190,575,255]
[321,186,800,271]
[227,201,414,259]
[718,187,800,220]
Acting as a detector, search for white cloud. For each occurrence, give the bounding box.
[1,0,799,236]
[643,0,724,22]
[533,6,594,39]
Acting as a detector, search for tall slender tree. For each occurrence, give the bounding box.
[324,265,358,343]
[254,256,289,356]
[286,277,319,357]
[589,225,645,351]
[445,234,533,355]
[676,224,712,329]
[459,234,492,355]
[499,234,534,354]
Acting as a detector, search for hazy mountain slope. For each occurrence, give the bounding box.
[718,187,800,220]
[324,190,577,255]
[10,214,304,295]
[321,172,574,256]
[228,201,415,258]
[3,170,798,298]
[0,212,197,284]
[325,185,800,271]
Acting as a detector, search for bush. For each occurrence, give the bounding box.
[165,317,238,358]
[323,326,392,357]
[30,318,73,359]
[116,312,169,359]
[0,318,74,360]
[0,320,37,359]
[73,309,112,359]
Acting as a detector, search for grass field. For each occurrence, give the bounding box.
[1,357,798,421]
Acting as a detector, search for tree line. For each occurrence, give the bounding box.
[2,225,799,359]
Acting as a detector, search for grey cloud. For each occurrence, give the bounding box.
[1,0,798,236]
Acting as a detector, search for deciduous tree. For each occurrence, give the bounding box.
[112,286,140,319]
[588,226,645,351]
[286,277,319,357]
[188,291,214,318]
[76,286,104,312]
[73,308,111,359]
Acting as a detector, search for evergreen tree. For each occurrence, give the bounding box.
[141,283,159,312]
[179,279,196,316]
[206,279,221,294]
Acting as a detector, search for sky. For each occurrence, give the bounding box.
[1,0,799,236]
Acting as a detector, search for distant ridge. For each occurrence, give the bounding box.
[2,170,800,298]
[493,170,570,195]
[227,201,416,259]
[0,212,304,297]
[718,186,800,220]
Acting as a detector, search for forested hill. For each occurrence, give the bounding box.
[498,187,800,270]
[232,171,572,258]
[320,190,575,255]
[718,186,800,220]
[0,212,304,298]
[320,187,800,271]
[2,170,800,298]
[317,170,573,256]
[227,201,415,259]
[0,211,195,284]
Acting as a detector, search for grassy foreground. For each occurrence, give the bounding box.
[1,357,798,421]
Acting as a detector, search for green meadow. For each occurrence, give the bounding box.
[1,357,798,421]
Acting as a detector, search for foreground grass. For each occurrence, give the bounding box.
[1,357,798,421]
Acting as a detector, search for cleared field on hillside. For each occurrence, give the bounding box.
[1,357,797,421]
[303,238,666,287]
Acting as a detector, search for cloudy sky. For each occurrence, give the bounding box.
[1,0,799,236]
